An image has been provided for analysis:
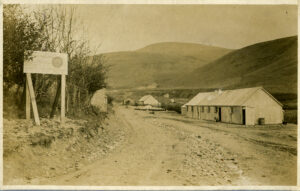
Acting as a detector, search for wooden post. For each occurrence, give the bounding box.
[25,81,31,120]
[50,76,61,119]
[61,74,66,125]
[26,73,40,125]
[66,88,69,113]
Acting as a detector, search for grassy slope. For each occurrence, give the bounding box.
[179,36,297,94]
[101,42,232,89]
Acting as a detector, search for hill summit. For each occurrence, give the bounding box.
[100,36,297,94]
[101,42,232,89]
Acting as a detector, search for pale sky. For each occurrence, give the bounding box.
[32,4,299,54]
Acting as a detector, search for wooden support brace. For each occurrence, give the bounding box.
[61,74,66,125]
[26,81,31,120]
[26,73,40,125]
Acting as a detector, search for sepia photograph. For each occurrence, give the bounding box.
[1,1,298,188]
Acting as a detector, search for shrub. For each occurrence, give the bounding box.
[3,5,107,118]
[284,110,297,124]
[161,103,182,113]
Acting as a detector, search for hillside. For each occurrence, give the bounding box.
[137,42,231,60]
[179,36,297,94]
[101,42,232,89]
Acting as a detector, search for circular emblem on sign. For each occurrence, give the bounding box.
[52,57,63,68]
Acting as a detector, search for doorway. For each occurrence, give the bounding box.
[218,107,221,122]
[242,109,246,125]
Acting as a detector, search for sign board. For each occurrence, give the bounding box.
[24,50,68,126]
[24,51,68,75]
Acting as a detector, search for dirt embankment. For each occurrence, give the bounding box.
[3,112,125,185]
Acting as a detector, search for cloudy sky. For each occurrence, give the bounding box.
[41,4,298,54]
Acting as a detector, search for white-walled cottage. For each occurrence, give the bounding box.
[182,87,283,125]
[138,95,161,107]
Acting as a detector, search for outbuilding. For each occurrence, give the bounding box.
[123,98,136,106]
[182,87,283,125]
[138,95,161,107]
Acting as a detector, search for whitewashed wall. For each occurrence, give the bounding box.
[245,89,283,124]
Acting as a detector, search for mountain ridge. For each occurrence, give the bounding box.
[99,36,297,94]
[177,36,297,93]
[101,42,232,89]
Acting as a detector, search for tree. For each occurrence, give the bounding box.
[4,5,107,118]
[3,5,45,93]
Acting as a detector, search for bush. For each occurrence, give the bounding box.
[30,133,55,148]
[3,5,107,118]
[107,95,113,104]
[161,103,182,113]
[284,110,297,124]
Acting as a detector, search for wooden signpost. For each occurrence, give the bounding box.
[24,51,68,125]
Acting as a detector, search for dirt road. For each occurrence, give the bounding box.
[40,106,296,186]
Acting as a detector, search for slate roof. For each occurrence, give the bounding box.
[183,92,212,106]
[184,87,282,107]
[139,95,152,102]
[139,95,160,103]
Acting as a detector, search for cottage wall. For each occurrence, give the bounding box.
[220,107,230,123]
[245,106,255,125]
[198,106,218,121]
[220,106,243,124]
[231,107,243,124]
[186,105,193,118]
[197,106,202,119]
[199,106,206,119]
[181,106,187,115]
[192,106,199,118]
[244,90,283,124]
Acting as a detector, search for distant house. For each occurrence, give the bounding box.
[181,105,187,115]
[182,87,283,125]
[138,95,161,107]
[90,88,108,112]
[163,93,170,98]
[123,98,135,106]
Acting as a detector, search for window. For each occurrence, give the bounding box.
[208,106,210,113]
[214,107,218,113]
[230,107,234,113]
[191,106,194,112]
[201,106,204,112]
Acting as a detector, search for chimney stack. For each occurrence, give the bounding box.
[218,89,222,94]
